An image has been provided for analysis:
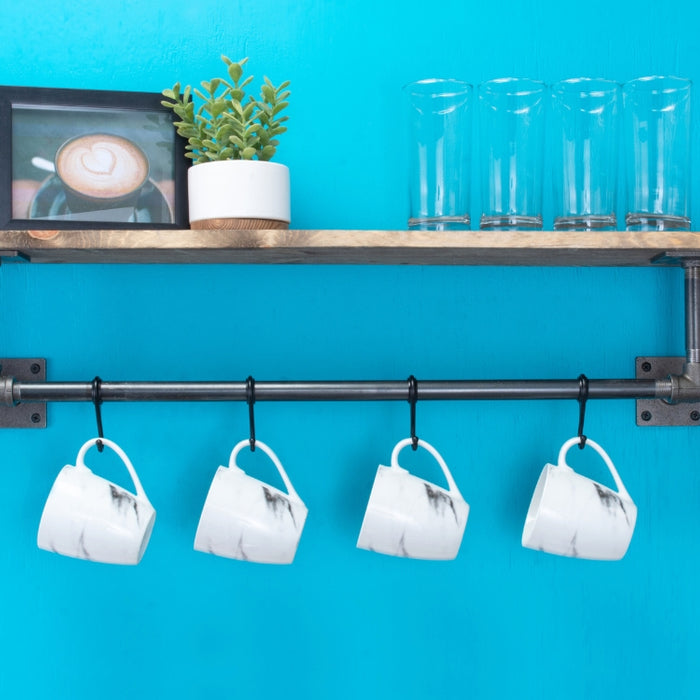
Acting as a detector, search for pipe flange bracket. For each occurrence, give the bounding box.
[636,356,700,426]
[0,358,46,428]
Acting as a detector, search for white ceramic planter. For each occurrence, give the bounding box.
[187,160,290,229]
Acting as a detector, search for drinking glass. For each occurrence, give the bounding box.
[478,78,546,230]
[405,78,473,230]
[552,78,620,230]
[623,76,692,231]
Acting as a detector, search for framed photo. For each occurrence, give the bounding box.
[0,85,189,229]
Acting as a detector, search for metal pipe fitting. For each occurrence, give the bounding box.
[686,265,700,363]
[666,362,700,404]
[1,375,14,407]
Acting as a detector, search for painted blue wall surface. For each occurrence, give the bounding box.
[0,1,698,698]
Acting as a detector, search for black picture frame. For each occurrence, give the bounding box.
[0,85,189,229]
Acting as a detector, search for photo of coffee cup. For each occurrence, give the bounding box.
[37,437,156,565]
[54,133,149,214]
[356,437,469,560]
[194,439,308,564]
[521,436,637,560]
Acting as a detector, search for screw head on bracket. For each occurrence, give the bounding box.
[641,410,653,422]
[691,410,700,422]
[30,363,41,375]
[641,361,652,373]
[30,413,41,424]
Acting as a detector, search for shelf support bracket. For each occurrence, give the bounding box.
[0,359,45,428]
[637,255,700,425]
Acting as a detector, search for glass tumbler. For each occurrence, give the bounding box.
[405,79,473,230]
[552,78,620,230]
[478,78,546,230]
[623,76,692,231]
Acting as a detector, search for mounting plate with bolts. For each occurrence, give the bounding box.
[0,358,46,428]
[636,356,700,427]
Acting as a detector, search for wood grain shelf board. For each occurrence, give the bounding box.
[1,229,699,266]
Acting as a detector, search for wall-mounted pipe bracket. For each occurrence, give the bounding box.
[636,356,700,426]
[635,254,700,425]
[0,359,45,427]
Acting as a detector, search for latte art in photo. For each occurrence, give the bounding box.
[56,133,149,199]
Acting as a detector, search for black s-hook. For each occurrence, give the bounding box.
[246,375,256,452]
[408,375,419,451]
[92,376,104,452]
[577,373,589,450]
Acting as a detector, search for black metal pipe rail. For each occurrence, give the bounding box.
[7,377,670,404]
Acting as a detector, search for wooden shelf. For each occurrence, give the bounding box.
[0,228,699,266]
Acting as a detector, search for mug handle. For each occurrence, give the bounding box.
[229,438,302,501]
[76,437,151,504]
[391,437,463,499]
[557,436,631,500]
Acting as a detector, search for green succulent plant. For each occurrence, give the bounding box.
[161,56,290,165]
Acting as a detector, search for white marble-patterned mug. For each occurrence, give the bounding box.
[521,436,637,560]
[356,438,469,560]
[193,439,308,564]
[37,437,156,565]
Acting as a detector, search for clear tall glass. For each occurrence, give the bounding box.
[478,78,546,230]
[552,78,620,230]
[405,79,473,230]
[623,76,692,231]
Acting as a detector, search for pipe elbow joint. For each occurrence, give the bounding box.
[667,362,700,404]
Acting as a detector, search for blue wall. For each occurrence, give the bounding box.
[0,1,698,698]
